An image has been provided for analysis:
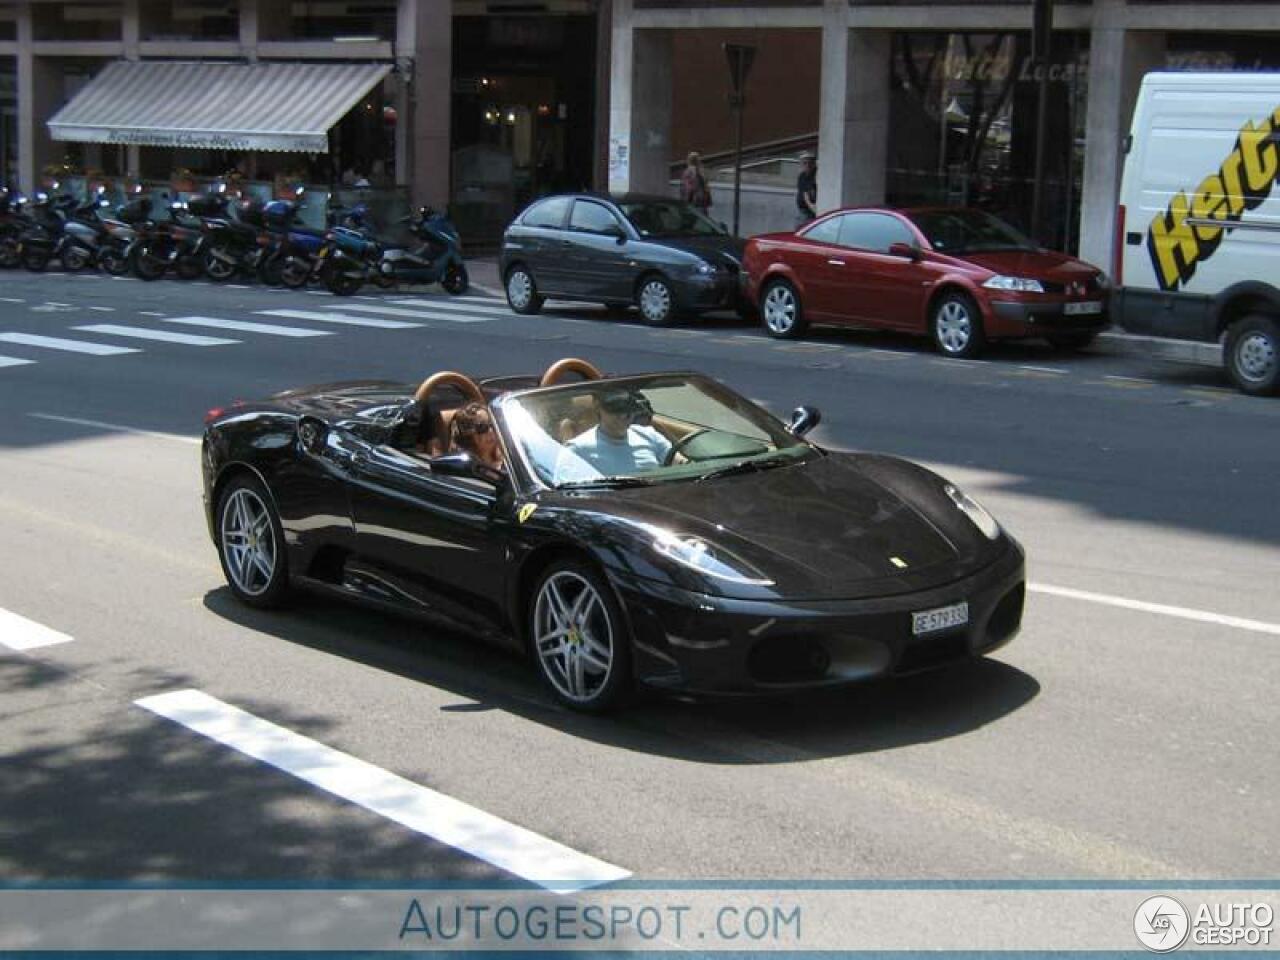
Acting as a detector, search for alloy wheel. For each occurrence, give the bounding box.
[763,284,797,335]
[935,300,973,354]
[1234,331,1276,384]
[639,279,672,324]
[533,571,614,704]
[220,488,278,598]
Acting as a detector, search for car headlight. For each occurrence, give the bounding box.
[944,484,1001,540]
[652,531,774,586]
[1094,271,1111,289]
[982,275,1044,293]
[693,261,717,276]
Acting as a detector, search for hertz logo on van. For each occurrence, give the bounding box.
[1147,105,1280,292]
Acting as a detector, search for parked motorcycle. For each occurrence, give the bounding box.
[15,186,90,272]
[0,188,32,269]
[128,196,207,281]
[320,205,468,297]
[201,192,273,283]
[259,188,327,288]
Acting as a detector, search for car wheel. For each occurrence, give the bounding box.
[637,275,678,326]
[931,291,986,359]
[216,475,289,608]
[529,561,631,713]
[760,279,807,339]
[1046,331,1097,351]
[506,265,543,315]
[1226,314,1280,396]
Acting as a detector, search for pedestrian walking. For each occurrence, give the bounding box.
[795,152,818,228]
[680,151,712,215]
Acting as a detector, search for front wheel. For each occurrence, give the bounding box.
[61,246,90,272]
[442,262,469,295]
[258,255,284,287]
[1225,314,1280,396]
[529,561,631,713]
[760,279,807,339]
[280,257,312,289]
[506,265,543,315]
[131,245,167,281]
[204,248,238,282]
[216,475,290,608]
[930,292,986,359]
[323,264,363,297]
[99,247,129,276]
[637,275,678,327]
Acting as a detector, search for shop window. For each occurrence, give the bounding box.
[141,1,239,42]
[33,4,123,42]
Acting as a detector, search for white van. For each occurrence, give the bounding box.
[1117,72,1280,395]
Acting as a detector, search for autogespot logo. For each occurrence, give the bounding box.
[1135,896,1191,952]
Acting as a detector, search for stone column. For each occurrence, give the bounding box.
[818,3,890,215]
[628,29,673,194]
[16,3,60,193]
[607,0,635,193]
[1078,0,1165,272]
[593,0,613,191]
[122,0,140,60]
[399,0,451,209]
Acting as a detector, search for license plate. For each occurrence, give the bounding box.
[912,601,969,636]
[1063,300,1102,316]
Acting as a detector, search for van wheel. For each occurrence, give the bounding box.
[931,291,986,359]
[1226,314,1279,396]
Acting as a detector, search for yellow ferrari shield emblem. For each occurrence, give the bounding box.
[518,503,538,524]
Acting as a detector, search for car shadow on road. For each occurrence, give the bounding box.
[202,586,1040,766]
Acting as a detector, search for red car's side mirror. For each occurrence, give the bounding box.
[889,241,922,261]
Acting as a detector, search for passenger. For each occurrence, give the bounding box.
[562,390,671,477]
[448,402,504,472]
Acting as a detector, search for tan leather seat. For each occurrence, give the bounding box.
[557,395,598,443]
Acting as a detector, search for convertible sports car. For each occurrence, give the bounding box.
[203,358,1025,711]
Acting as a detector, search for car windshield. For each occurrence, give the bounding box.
[906,209,1038,254]
[496,374,812,489]
[618,200,725,238]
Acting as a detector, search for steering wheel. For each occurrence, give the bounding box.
[413,370,484,406]
[663,428,713,466]
[539,357,603,387]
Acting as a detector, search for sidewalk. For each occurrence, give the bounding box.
[460,256,1223,368]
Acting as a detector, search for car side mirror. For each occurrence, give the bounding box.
[298,416,328,455]
[787,405,821,437]
[889,242,922,261]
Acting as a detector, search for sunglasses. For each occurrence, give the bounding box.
[464,422,493,436]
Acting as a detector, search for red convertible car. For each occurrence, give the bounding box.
[742,207,1110,358]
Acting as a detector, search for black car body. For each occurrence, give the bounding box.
[498,193,747,325]
[203,363,1025,711]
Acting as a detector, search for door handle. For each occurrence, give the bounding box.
[827,259,846,266]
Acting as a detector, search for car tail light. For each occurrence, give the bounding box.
[204,400,245,424]
[1113,204,1125,287]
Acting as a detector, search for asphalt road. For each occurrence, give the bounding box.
[1,268,1277,887]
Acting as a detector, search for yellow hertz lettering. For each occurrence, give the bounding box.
[1148,104,1280,291]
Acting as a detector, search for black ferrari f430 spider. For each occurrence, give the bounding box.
[203,358,1025,711]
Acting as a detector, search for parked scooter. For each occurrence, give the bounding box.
[202,191,272,282]
[61,186,135,276]
[321,205,467,296]
[128,194,207,281]
[259,188,327,288]
[0,188,33,269]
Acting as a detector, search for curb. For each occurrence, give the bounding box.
[1094,331,1222,368]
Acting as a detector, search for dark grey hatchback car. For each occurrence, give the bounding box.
[499,193,748,326]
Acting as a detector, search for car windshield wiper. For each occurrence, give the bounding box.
[558,475,657,490]
[696,454,795,484]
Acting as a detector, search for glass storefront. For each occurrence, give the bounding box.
[888,31,1089,253]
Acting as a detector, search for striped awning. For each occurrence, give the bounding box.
[48,60,392,154]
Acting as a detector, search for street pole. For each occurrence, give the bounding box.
[732,92,744,237]
[723,43,756,238]
[1029,0,1053,244]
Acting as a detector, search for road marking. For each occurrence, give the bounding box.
[44,302,72,307]
[1103,375,1156,386]
[0,356,36,369]
[74,324,240,347]
[0,607,73,652]
[1017,365,1068,375]
[28,412,201,445]
[0,297,26,303]
[135,690,631,892]
[257,309,423,330]
[306,290,331,296]
[88,305,116,312]
[227,284,250,289]
[0,332,140,356]
[139,311,166,317]
[1029,582,1280,636]
[164,316,333,338]
[334,303,485,323]
[390,298,514,318]
[867,348,909,359]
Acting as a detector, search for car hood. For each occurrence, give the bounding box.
[958,250,1099,281]
[651,235,746,269]
[555,452,1006,600]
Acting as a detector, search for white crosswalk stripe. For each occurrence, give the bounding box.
[163,316,333,338]
[0,355,36,368]
[0,332,141,356]
[390,298,515,318]
[329,303,485,323]
[74,324,241,346]
[256,309,423,329]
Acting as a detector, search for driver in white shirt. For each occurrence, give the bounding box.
[556,390,671,481]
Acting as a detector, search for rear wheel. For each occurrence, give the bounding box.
[280,258,311,289]
[258,254,284,287]
[529,561,631,713]
[1225,314,1280,396]
[61,246,90,272]
[506,265,543,315]
[204,247,238,282]
[323,264,363,296]
[931,291,986,359]
[99,247,129,276]
[1046,331,1097,351]
[216,475,290,608]
[131,244,167,281]
[637,275,678,326]
[761,279,807,339]
[442,262,469,295]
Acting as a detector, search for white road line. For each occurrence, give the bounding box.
[164,316,332,338]
[1103,375,1156,385]
[391,298,514,317]
[28,412,201,445]
[0,333,141,356]
[74,324,240,347]
[1029,582,1280,637]
[0,607,73,652]
[0,297,26,303]
[139,311,166,317]
[332,303,485,324]
[227,284,250,289]
[44,302,72,307]
[0,356,36,369]
[256,309,422,330]
[88,306,116,312]
[1018,365,1069,374]
[305,290,331,296]
[135,690,631,892]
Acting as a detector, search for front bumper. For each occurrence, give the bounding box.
[988,299,1110,338]
[614,541,1026,695]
